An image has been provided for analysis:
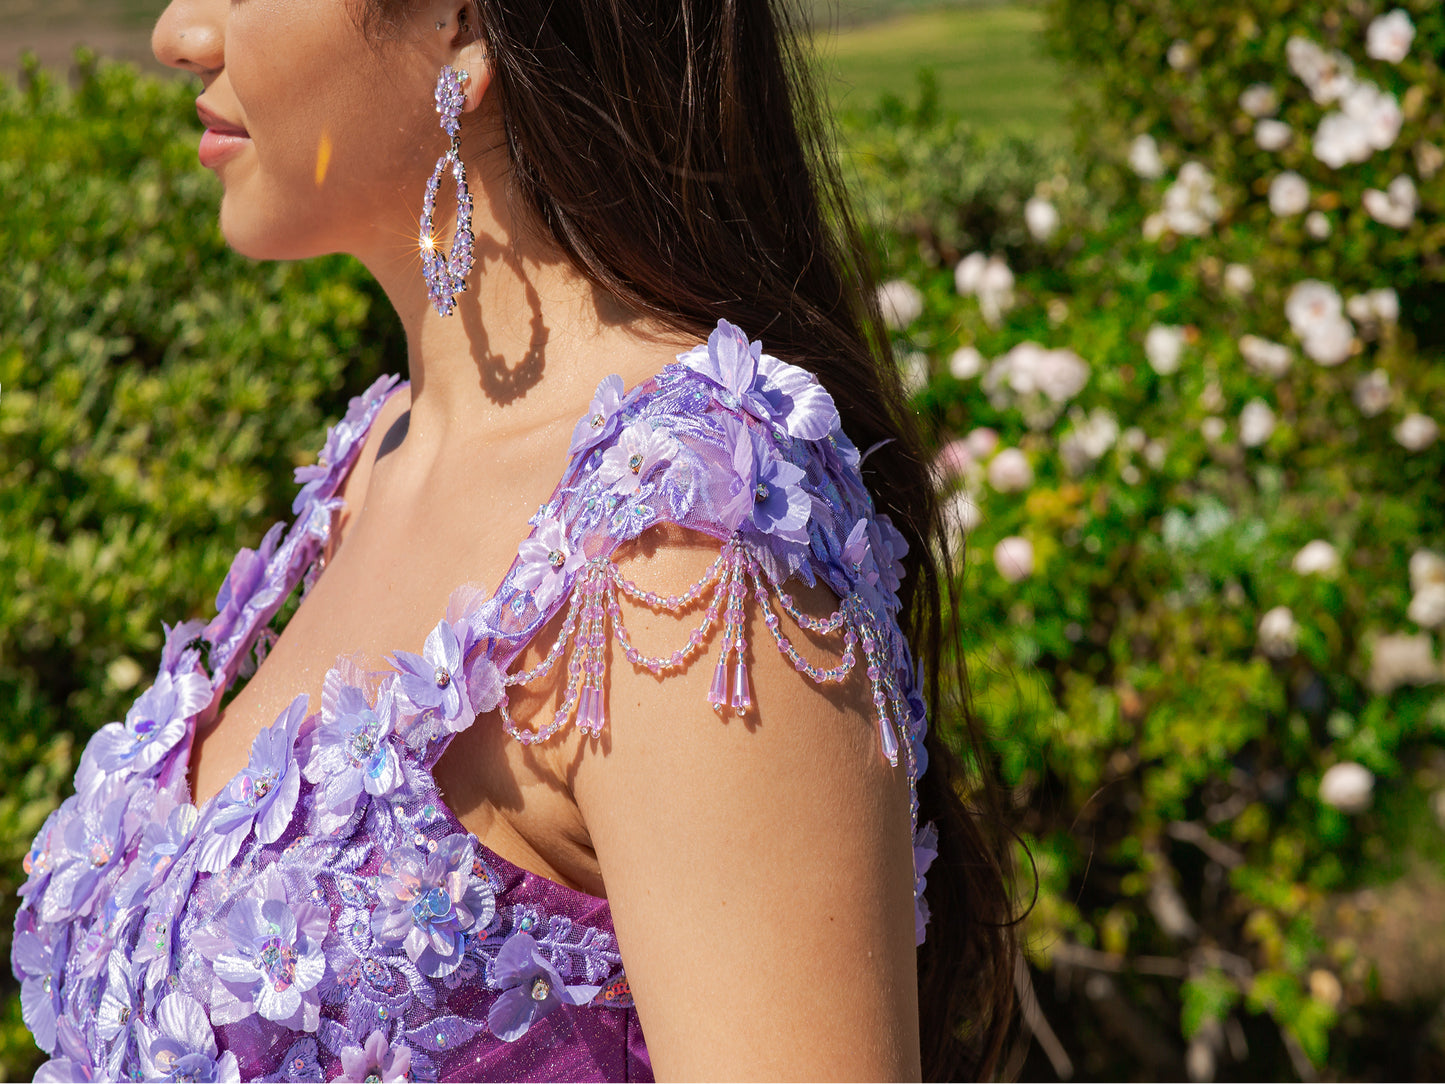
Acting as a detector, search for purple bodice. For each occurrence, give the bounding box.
[13,320,934,1082]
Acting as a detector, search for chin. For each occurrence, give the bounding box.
[217,196,331,262]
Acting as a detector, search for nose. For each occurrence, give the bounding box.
[152,0,226,78]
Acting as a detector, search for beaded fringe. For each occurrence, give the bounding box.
[497,538,912,770]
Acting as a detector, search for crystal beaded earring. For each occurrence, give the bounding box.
[420,65,475,317]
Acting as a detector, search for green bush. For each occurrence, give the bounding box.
[0,53,400,1080]
[865,1,1445,1078]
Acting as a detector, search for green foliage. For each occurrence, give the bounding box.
[846,0,1445,1077]
[0,52,399,1079]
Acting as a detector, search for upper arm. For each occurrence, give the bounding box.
[568,529,921,1081]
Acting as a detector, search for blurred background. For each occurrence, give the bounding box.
[2,1,1443,1080]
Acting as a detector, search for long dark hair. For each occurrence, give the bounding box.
[366,0,1018,1075]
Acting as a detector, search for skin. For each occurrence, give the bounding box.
[152,1,920,1078]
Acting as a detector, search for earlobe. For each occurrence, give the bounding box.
[456,43,492,113]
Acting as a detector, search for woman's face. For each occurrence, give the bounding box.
[153,0,455,263]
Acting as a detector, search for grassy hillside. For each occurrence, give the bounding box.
[815,4,1066,137]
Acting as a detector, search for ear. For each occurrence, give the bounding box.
[452,37,491,114]
[429,2,490,113]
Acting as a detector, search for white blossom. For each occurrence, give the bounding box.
[987,447,1033,493]
[1352,369,1393,417]
[1158,162,1221,235]
[1223,263,1255,296]
[1258,606,1299,658]
[977,256,1016,326]
[966,427,1000,460]
[1122,427,1147,453]
[1346,289,1400,337]
[993,536,1035,583]
[1319,762,1374,814]
[1286,280,1355,365]
[1363,175,1417,228]
[1366,9,1415,64]
[1144,440,1167,470]
[1144,324,1186,376]
[1129,133,1164,179]
[1395,413,1439,452]
[1240,335,1293,378]
[949,345,985,381]
[985,342,1089,408]
[1240,83,1279,118]
[899,350,930,396]
[1305,211,1332,239]
[1410,550,1445,593]
[1293,540,1340,576]
[1287,37,1355,104]
[1303,318,1354,366]
[1166,40,1195,71]
[1025,197,1060,241]
[1255,119,1293,151]
[877,279,923,330]
[1343,82,1403,152]
[1201,416,1227,443]
[1368,632,1441,694]
[1240,400,1277,447]
[1408,584,1445,629]
[954,252,986,296]
[1060,408,1119,475]
[1313,111,1374,168]
[1269,172,1310,217]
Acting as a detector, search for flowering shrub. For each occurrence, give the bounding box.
[871,1,1444,1077]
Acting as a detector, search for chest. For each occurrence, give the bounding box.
[188,429,598,890]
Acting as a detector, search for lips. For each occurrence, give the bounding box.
[196,100,251,168]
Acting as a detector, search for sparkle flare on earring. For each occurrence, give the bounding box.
[420,65,475,317]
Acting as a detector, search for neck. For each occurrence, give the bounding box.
[353,147,689,460]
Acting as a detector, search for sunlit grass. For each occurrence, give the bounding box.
[814,5,1068,139]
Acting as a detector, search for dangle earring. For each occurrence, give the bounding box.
[420,65,475,317]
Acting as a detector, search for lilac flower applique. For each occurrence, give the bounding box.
[514,515,585,612]
[679,319,839,440]
[197,694,306,873]
[569,373,628,458]
[87,667,211,778]
[204,521,284,647]
[121,801,199,906]
[336,1031,414,1082]
[391,619,471,730]
[293,373,401,514]
[34,1016,96,1082]
[872,513,910,605]
[139,992,241,1083]
[210,869,328,1031]
[721,418,811,544]
[39,778,129,923]
[372,833,496,978]
[486,931,602,1042]
[304,671,403,825]
[13,921,68,1051]
[842,518,881,588]
[913,821,939,946]
[598,419,679,496]
[96,947,139,1073]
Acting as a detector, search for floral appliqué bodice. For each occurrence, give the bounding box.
[13,321,937,1082]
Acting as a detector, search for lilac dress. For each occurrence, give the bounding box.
[13,321,936,1083]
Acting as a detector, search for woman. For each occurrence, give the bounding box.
[13,0,1014,1079]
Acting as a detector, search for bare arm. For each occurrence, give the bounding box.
[568,531,921,1081]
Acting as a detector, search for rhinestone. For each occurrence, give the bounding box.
[437,1030,447,1046]
[434,666,451,688]
[628,453,644,474]
[754,483,769,501]
[41,975,51,994]
[547,549,566,569]
[590,413,605,429]
[530,977,551,1001]
[519,915,534,931]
